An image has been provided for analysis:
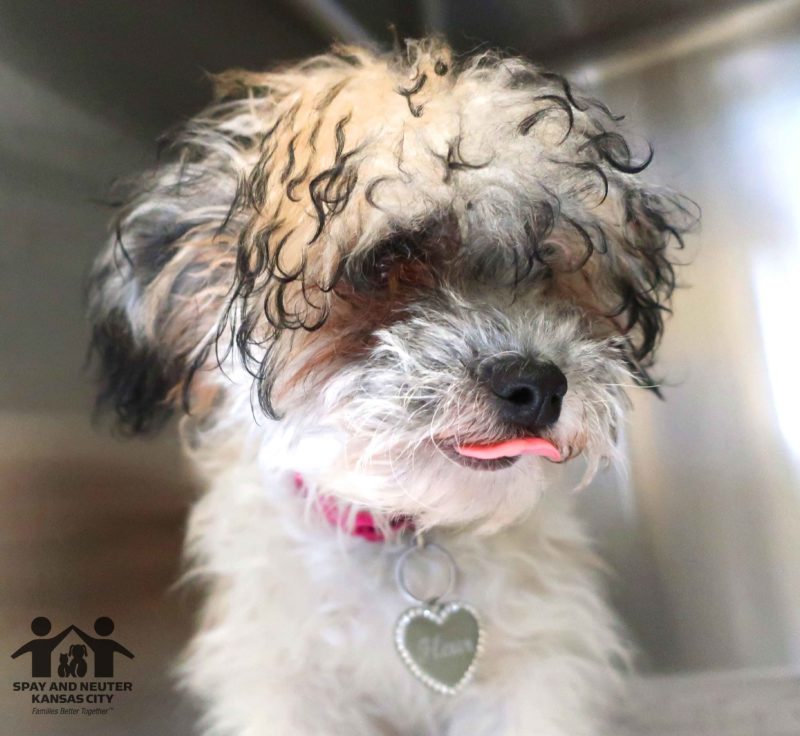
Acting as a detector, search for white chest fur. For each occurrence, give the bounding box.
[180,467,626,736]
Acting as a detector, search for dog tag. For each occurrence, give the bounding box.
[395,601,483,695]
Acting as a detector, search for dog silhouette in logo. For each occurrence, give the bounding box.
[68,644,88,677]
[57,652,71,678]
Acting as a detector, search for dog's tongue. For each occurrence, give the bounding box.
[456,438,561,462]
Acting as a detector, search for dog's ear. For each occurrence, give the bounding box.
[88,52,378,431]
[541,176,696,388]
[507,70,698,383]
[610,185,697,370]
[88,151,240,434]
[564,183,696,390]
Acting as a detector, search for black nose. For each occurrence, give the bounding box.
[481,356,568,431]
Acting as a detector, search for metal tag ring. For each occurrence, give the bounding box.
[395,541,458,605]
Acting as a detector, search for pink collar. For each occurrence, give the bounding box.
[293,473,414,543]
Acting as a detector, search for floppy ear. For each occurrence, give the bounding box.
[488,65,698,388]
[612,186,695,371]
[89,49,380,432]
[571,182,697,391]
[88,138,241,434]
[527,79,697,385]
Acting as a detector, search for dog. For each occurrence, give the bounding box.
[88,38,694,735]
[68,644,88,678]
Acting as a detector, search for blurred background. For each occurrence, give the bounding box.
[1,0,799,733]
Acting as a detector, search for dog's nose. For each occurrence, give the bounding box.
[481,357,568,430]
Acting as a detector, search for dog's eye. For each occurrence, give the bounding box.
[348,234,424,291]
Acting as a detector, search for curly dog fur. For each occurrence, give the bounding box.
[88,38,695,735]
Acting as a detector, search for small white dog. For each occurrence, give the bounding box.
[89,38,694,735]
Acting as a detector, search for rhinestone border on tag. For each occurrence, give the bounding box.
[394,601,484,696]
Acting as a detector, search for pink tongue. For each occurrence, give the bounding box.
[456,437,561,462]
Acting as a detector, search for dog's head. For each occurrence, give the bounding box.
[89,39,695,530]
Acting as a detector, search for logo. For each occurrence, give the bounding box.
[10,617,135,716]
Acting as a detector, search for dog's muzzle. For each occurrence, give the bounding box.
[479,355,568,432]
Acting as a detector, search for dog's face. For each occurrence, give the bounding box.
[89,40,694,530]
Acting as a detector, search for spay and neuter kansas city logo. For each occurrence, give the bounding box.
[10,616,134,714]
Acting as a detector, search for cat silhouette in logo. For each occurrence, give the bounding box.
[57,652,71,678]
[68,644,87,678]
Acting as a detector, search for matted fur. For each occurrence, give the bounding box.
[88,38,695,736]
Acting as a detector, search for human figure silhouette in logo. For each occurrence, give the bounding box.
[10,617,75,677]
[72,617,133,677]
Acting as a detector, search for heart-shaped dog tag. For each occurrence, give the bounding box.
[395,602,483,695]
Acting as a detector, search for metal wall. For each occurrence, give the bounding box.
[572,0,800,672]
